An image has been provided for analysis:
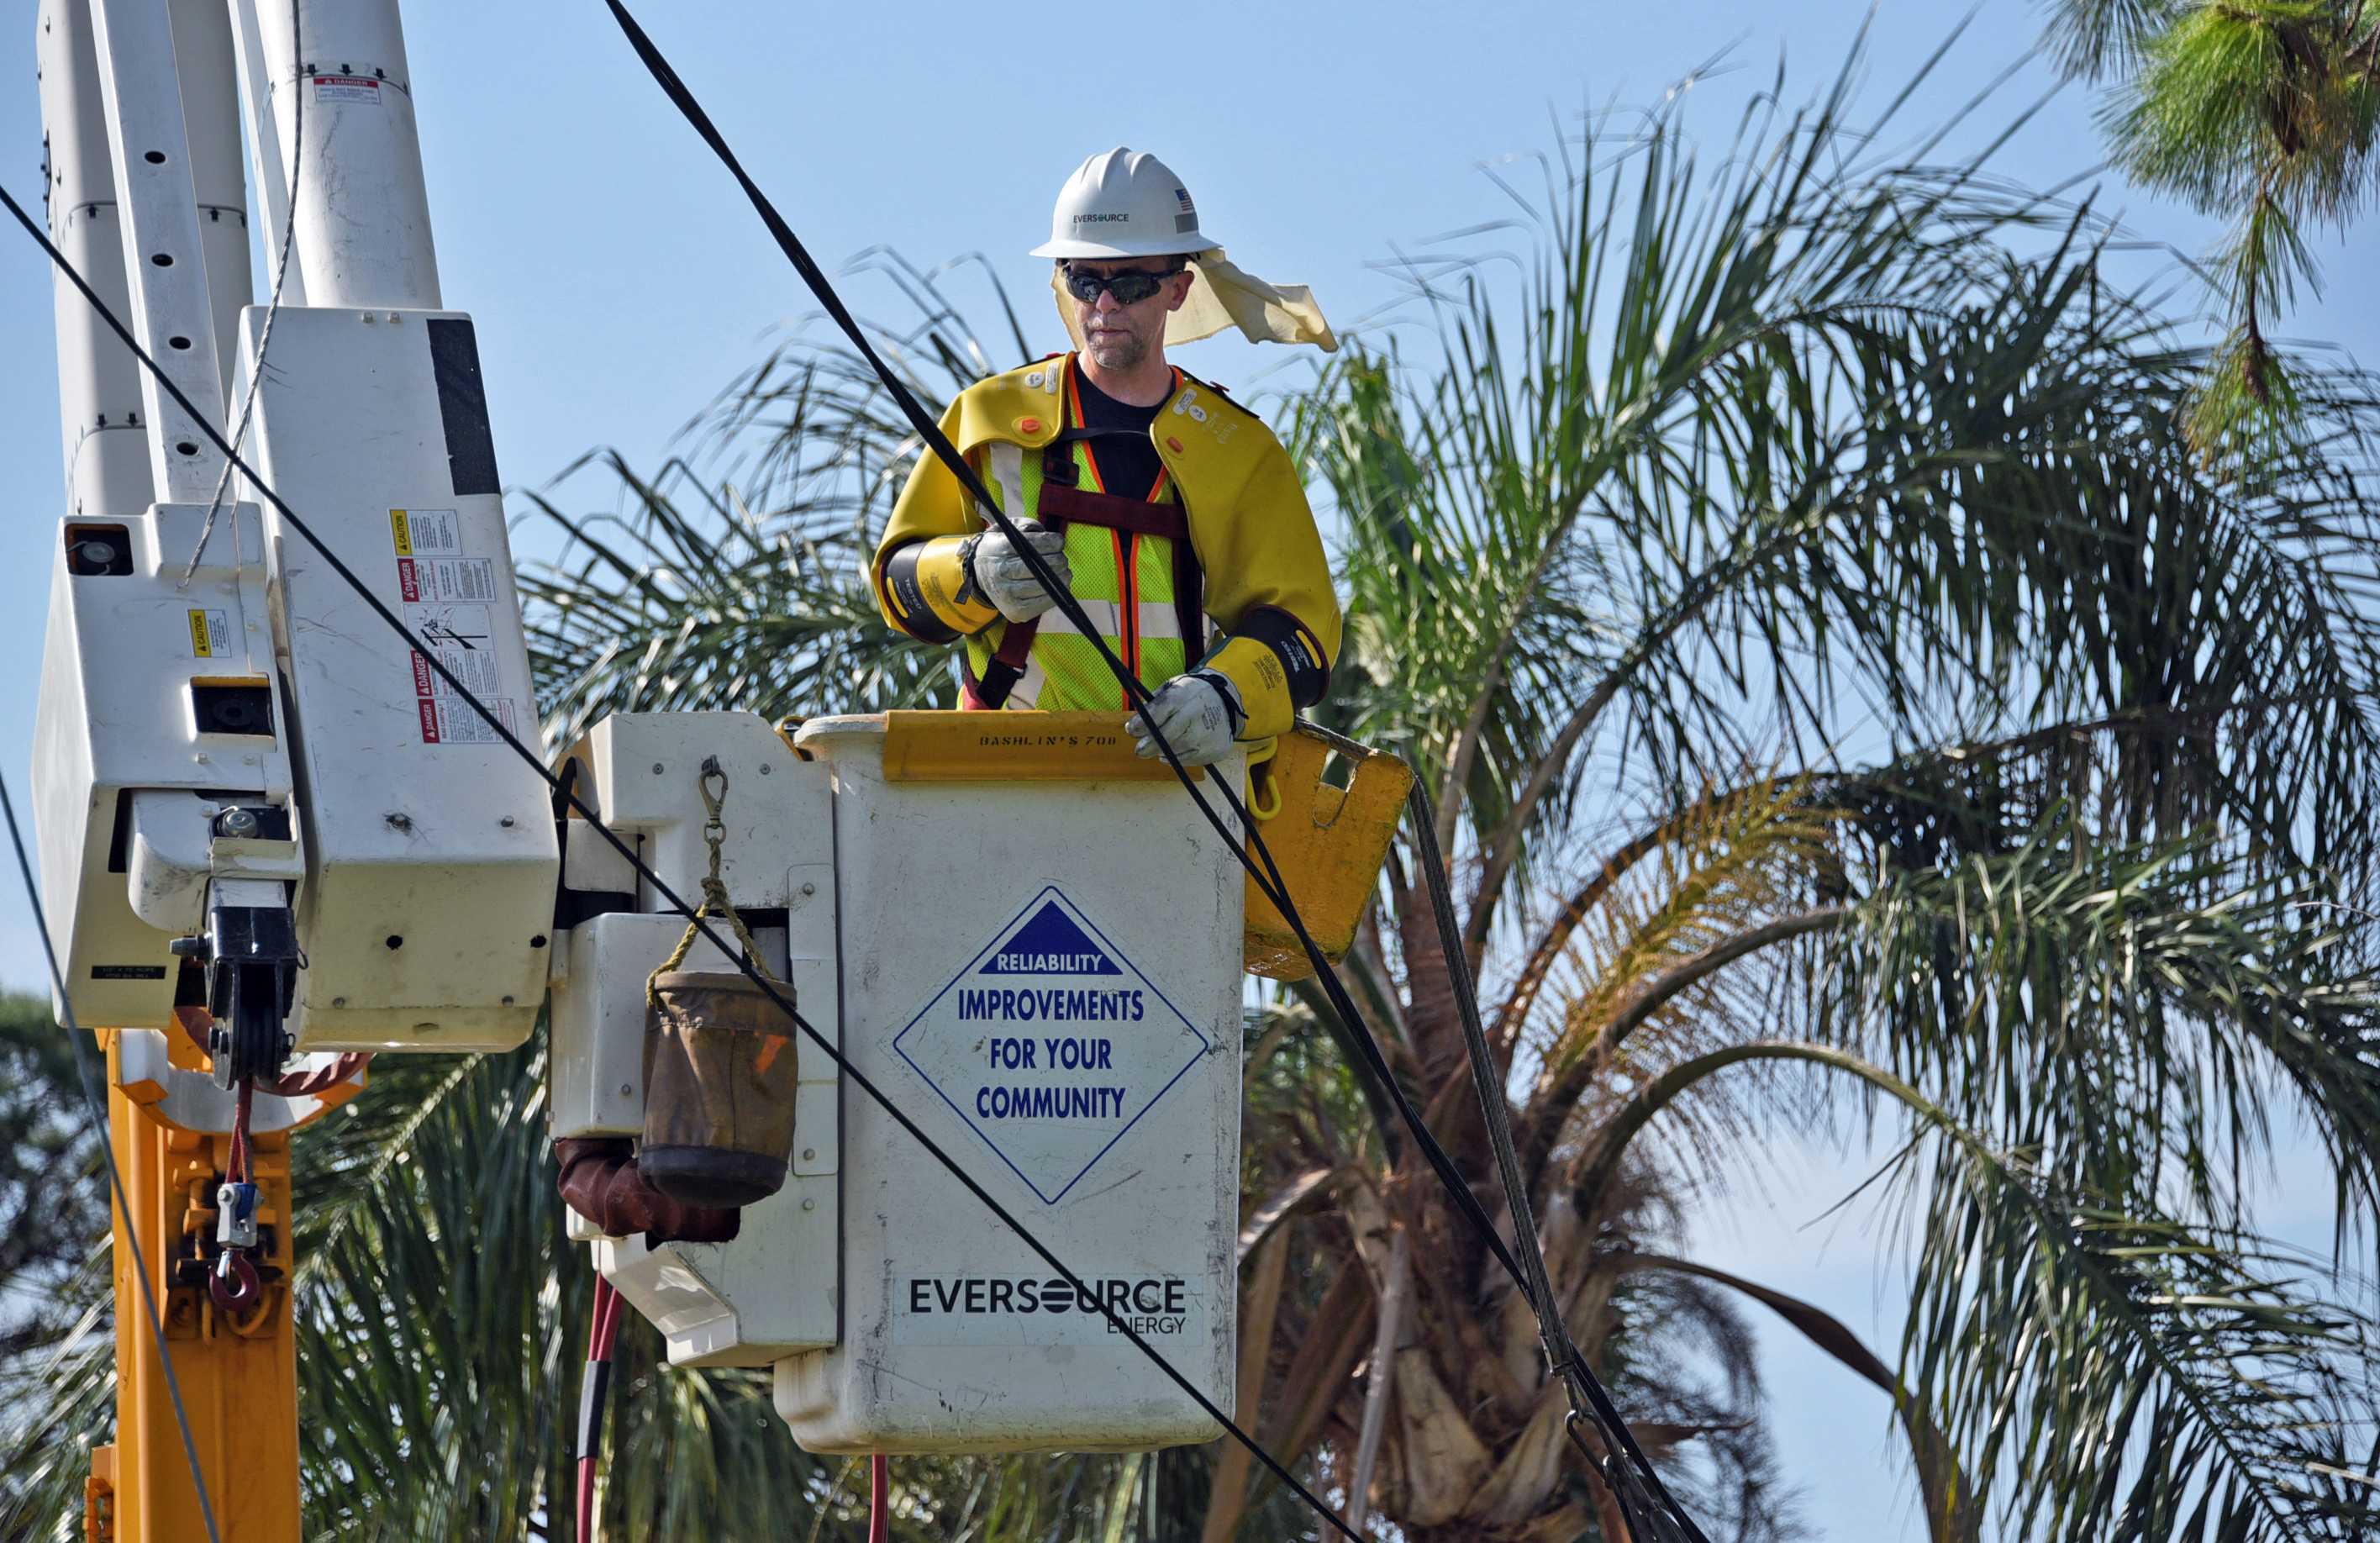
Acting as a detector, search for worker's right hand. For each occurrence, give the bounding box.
[961,523,1072,624]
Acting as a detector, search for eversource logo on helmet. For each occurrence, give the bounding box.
[1072,213,1132,224]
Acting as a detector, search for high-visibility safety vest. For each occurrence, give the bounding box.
[962,363,1198,711]
[872,353,1340,739]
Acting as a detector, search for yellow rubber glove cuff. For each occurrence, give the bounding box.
[1202,635,1296,742]
[908,535,1000,635]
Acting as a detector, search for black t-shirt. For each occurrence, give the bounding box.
[1072,364,1166,502]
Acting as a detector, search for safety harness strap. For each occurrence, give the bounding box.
[971,460,1207,710]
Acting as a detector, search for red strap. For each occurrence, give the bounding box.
[1038,483,1190,541]
[993,616,1037,669]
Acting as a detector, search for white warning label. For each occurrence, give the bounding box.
[313,74,382,106]
[403,601,516,745]
[408,651,518,745]
[893,885,1211,1203]
[389,508,461,556]
[892,1272,1210,1347]
[397,556,499,603]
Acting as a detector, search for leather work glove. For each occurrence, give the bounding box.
[960,522,1072,624]
[1126,670,1245,766]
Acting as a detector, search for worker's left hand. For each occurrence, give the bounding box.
[1126,671,1244,766]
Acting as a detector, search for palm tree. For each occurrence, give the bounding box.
[1221,50,2380,1543]
[2040,0,2380,447]
[7,39,2378,1543]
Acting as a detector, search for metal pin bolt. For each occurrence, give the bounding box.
[801,882,816,897]
[619,1082,634,1098]
[499,815,515,828]
[801,1197,816,1211]
[651,762,665,774]
[219,807,259,837]
[332,996,346,1008]
[759,763,771,774]
[800,1148,815,1162]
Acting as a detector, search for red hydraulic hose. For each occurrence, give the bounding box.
[576,1277,624,1541]
[868,1453,889,1542]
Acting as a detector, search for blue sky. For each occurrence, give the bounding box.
[0,2,2369,1537]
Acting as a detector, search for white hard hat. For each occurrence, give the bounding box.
[1029,149,1215,260]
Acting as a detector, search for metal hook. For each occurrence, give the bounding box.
[209,1249,262,1312]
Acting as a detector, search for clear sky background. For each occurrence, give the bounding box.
[0,2,2368,1538]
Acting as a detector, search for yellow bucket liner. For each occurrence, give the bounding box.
[1243,724,1412,982]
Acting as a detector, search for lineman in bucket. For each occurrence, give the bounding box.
[871,149,1342,765]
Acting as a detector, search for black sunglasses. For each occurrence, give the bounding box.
[1061,264,1183,306]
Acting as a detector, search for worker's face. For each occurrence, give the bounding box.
[1065,259,1194,374]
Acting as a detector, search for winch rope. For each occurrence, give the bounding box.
[593,5,1711,1533]
[0,173,1365,1542]
[180,0,302,589]
[0,772,224,1543]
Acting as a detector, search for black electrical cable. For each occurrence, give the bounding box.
[1408,781,1712,1543]
[592,0,1542,1298]
[0,772,225,1543]
[15,21,1705,1525]
[591,8,1709,1535]
[0,176,1363,1543]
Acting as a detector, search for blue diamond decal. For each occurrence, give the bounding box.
[893,885,1211,1203]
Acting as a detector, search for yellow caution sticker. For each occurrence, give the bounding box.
[391,508,462,558]
[186,608,230,658]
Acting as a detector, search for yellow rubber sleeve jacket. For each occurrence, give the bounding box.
[870,358,1342,728]
[879,533,998,640]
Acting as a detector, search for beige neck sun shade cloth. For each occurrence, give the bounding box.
[1051,249,1337,352]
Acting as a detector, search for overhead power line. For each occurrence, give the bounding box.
[0,175,1364,1543]
[0,773,224,1543]
[7,4,1716,1528]
[593,3,1713,1535]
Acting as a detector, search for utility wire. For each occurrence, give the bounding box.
[17,13,1708,1527]
[592,5,1711,1535]
[0,772,224,1543]
[0,176,1364,1543]
[1408,779,1711,1543]
[592,0,1545,1298]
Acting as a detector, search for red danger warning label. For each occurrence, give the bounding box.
[313,74,382,106]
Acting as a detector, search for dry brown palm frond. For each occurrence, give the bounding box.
[1535,772,1836,1076]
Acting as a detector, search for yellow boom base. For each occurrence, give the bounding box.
[86,1029,307,1543]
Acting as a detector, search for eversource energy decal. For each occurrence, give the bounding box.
[892,1272,1207,1346]
[895,886,1212,1203]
